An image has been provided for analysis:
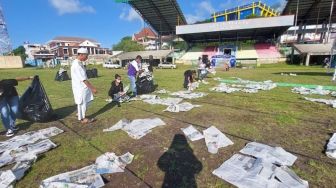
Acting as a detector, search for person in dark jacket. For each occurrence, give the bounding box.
[0,76,33,137]
[108,74,127,107]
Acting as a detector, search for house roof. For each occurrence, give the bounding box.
[51,36,99,44]
[134,28,158,41]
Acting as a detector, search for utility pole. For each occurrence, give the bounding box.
[0,2,12,55]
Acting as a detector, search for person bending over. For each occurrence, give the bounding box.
[184,70,197,91]
[0,76,33,137]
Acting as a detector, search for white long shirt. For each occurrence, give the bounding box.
[71,59,93,105]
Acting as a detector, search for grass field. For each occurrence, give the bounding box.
[1,63,336,188]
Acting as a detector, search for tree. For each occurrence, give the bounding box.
[12,46,28,61]
[112,36,145,52]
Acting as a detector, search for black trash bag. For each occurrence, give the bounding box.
[137,75,155,94]
[54,71,70,81]
[92,68,98,78]
[86,69,93,78]
[19,76,54,122]
[86,69,98,79]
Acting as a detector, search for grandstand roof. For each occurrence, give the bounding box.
[177,15,294,43]
[293,43,332,55]
[127,0,187,35]
[116,50,173,60]
[282,0,336,24]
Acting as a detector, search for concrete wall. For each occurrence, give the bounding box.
[0,56,24,69]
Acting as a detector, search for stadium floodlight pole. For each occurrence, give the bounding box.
[293,0,299,39]
[326,0,334,43]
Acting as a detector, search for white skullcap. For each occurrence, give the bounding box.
[77,47,88,54]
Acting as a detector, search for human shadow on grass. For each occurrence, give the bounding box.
[53,105,77,120]
[273,72,334,76]
[157,134,203,188]
[89,102,118,119]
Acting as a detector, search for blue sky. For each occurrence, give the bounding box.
[2,0,286,49]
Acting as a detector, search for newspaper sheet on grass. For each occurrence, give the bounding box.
[304,97,336,108]
[239,142,297,166]
[0,127,63,187]
[292,86,331,95]
[212,154,308,188]
[203,126,233,154]
[170,91,206,99]
[165,102,201,113]
[0,127,63,153]
[142,97,183,106]
[326,133,336,159]
[41,152,134,188]
[211,79,276,94]
[140,95,159,100]
[181,125,204,141]
[0,170,16,188]
[103,118,166,139]
[155,89,170,94]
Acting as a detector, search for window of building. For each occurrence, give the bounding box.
[63,48,68,54]
[73,48,78,55]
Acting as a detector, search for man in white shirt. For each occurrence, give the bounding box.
[71,48,97,124]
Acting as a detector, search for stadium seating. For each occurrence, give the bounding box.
[236,44,258,59]
[202,46,218,58]
[179,46,205,61]
[255,43,281,59]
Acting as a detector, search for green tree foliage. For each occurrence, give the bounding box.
[12,46,28,61]
[172,41,188,51]
[112,36,145,52]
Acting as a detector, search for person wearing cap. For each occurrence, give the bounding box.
[71,47,97,124]
[127,55,143,97]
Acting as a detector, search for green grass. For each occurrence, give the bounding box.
[1,63,336,187]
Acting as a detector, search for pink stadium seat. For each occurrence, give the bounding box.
[255,44,281,59]
[203,46,218,58]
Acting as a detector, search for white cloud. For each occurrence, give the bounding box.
[272,0,287,12]
[185,1,216,24]
[119,8,142,22]
[185,14,204,24]
[199,1,215,14]
[49,0,95,15]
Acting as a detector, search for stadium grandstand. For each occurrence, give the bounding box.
[120,0,336,66]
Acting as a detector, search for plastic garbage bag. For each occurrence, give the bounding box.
[19,76,54,122]
[54,69,70,81]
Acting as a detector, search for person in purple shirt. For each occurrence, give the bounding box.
[128,55,143,97]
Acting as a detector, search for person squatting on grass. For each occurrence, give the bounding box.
[184,70,197,91]
[0,76,34,137]
[127,55,143,97]
[108,74,128,107]
[71,47,97,124]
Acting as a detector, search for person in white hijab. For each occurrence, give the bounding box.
[71,48,97,124]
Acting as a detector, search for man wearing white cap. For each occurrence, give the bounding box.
[71,47,97,124]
